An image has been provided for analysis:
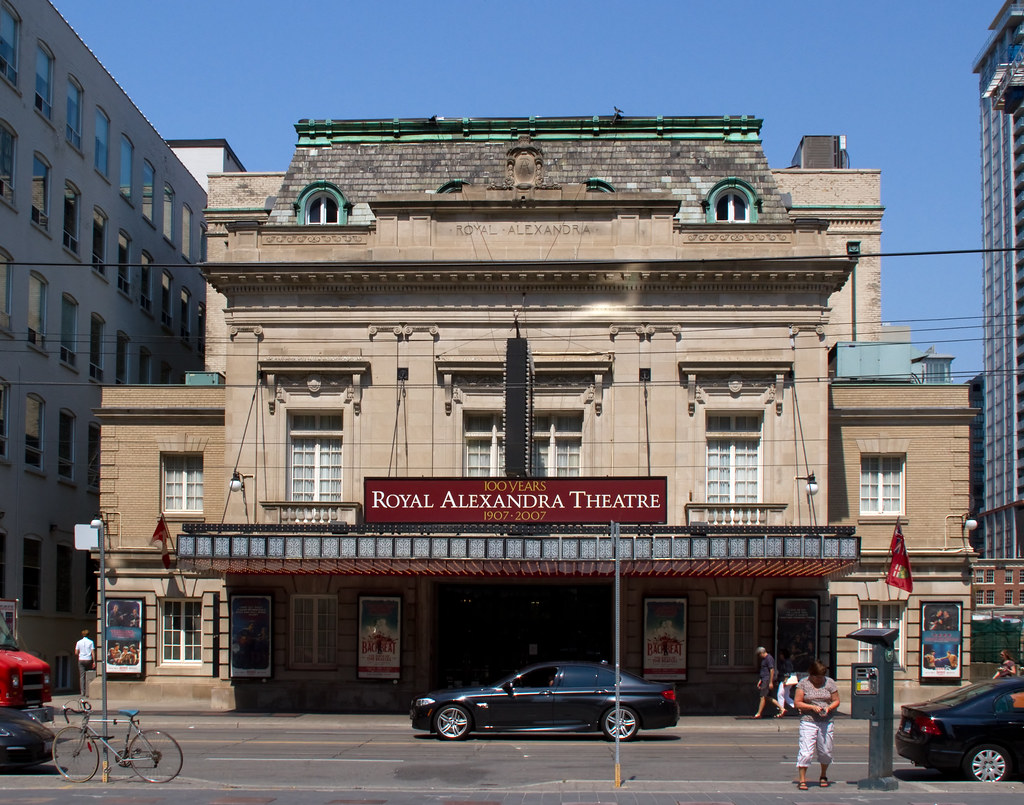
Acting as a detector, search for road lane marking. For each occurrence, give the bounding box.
[206,757,402,763]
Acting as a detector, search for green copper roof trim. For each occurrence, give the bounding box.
[295,116,763,145]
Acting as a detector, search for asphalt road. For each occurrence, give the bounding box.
[1,712,1022,805]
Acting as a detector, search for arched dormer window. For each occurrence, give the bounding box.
[584,178,616,193]
[705,178,760,224]
[436,179,466,194]
[296,181,348,225]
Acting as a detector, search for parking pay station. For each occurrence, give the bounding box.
[847,626,899,790]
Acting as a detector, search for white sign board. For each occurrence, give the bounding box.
[74,523,99,550]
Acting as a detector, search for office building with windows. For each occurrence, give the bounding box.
[93,115,975,711]
[0,0,210,687]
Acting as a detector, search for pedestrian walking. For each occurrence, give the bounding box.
[75,629,96,697]
[776,649,796,717]
[753,646,778,718]
[993,649,1018,678]
[793,660,839,790]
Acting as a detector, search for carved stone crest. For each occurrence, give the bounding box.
[504,135,546,189]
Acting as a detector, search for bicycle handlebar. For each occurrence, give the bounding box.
[61,698,93,723]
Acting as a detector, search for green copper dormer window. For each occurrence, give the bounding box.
[436,179,466,194]
[296,181,348,225]
[585,178,616,193]
[704,178,760,223]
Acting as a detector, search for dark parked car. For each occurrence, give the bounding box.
[410,661,678,741]
[0,707,54,771]
[895,678,1024,782]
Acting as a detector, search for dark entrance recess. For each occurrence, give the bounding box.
[436,583,612,688]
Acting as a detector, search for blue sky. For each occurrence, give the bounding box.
[55,0,990,376]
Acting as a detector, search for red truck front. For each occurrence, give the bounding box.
[0,615,52,721]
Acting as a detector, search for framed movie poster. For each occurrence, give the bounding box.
[921,601,963,680]
[230,595,272,678]
[774,597,819,675]
[642,597,687,680]
[358,596,401,680]
[105,599,143,674]
[0,599,17,635]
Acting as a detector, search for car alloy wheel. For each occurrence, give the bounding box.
[601,705,639,741]
[434,704,471,740]
[965,744,1011,782]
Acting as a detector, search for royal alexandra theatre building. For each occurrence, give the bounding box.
[94,116,974,713]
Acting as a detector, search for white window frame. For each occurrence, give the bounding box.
[532,413,582,477]
[290,594,337,667]
[858,602,904,668]
[163,453,203,513]
[706,414,761,503]
[161,599,202,663]
[464,412,503,477]
[708,597,755,669]
[715,190,748,222]
[288,413,343,501]
[34,43,52,118]
[860,455,904,515]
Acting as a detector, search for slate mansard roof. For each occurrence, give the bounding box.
[266,115,793,226]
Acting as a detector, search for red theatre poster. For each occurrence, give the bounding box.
[364,477,668,524]
[358,596,401,680]
[643,597,687,681]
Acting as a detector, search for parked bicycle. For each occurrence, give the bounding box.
[52,699,183,783]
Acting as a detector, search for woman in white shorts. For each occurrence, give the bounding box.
[793,660,840,790]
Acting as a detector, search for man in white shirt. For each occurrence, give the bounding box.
[75,629,96,697]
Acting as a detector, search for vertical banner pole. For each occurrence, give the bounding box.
[613,520,621,788]
[90,518,110,782]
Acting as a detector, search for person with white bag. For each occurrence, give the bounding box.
[776,649,798,717]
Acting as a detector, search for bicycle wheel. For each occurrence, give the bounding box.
[52,726,100,782]
[127,729,183,783]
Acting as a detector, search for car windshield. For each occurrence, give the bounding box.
[0,616,19,650]
[918,681,1000,707]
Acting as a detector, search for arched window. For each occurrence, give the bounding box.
[296,181,347,225]
[436,179,466,194]
[584,178,616,193]
[705,178,759,224]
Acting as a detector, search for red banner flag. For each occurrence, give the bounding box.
[152,515,171,570]
[885,519,913,592]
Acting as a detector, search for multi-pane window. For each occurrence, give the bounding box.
[115,331,128,384]
[975,589,985,606]
[179,287,191,340]
[142,159,154,221]
[859,603,903,667]
[182,204,192,260]
[0,122,13,202]
[65,77,82,148]
[116,231,130,294]
[162,600,201,662]
[139,252,152,312]
[975,569,985,583]
[93,108,108,175]
[707,414,760,503]
[860,455,904,515]
[34,44,52,117]
[465,413,503,476]
[24,393,43,468]
[31,154,48,227]
[163,454,203,512]
[708,597,755,668]
[86,423,100,488]
[162,183,174,241]
[1020,569,1024,584]
[160,270,172,327]
[0,251,8,330]
[22,537,41,610]
[56,544,72,612]
[532,413,582,477]
[986,569,995,584]
[62,181,79,252]
[291,595,337,666]
[0,2,17,84]
[59,293,76,365]
[304,192,339,224]
[986,590,995,605]
[57,409,74,479]
[1006,590,1015,606]
[0,380,6,459]
[289,414,342,501]
[714,191,748,222]
[119,134,132,200]
[88,313,103,381]
[1006,570,1014,585]
[91,208,106,272]
[27,271,45,346]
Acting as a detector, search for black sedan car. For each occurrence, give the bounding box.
[410,661,678,741]
[0,707,54,771]
[895,677,1024,782]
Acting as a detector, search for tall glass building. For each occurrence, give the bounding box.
[975,3,1024,558]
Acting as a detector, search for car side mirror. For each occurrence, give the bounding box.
[501,681,514,695]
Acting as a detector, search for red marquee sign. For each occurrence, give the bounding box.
[364,477,668,524]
